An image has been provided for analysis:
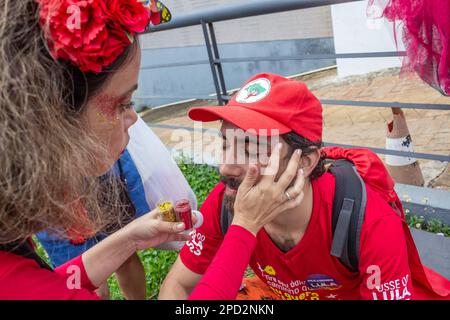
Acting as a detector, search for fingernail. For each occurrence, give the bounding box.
[176,223,185,231]
[299,168,304,175]
[277,142,282,150]
[296,149,302,155]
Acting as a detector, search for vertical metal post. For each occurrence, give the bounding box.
[208,22,228,100]
[202,20,224,105]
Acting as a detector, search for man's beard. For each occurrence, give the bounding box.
[220,175,242,215]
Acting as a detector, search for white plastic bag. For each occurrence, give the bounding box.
[127,115,198,210]
[127,116,202,250]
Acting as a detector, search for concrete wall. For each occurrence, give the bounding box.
[140,0,333,48]
[134,0,335,108]
[331,0,404,78]
[136,38,335,108]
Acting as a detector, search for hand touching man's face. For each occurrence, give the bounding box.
[219,121,293,215]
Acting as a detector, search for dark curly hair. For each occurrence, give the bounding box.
[282,131,326,180]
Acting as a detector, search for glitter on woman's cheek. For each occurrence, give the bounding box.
[95,94,121,127]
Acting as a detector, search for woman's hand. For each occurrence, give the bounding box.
[83,208,193,288]
[121,209,191,251]
[232,143,305,235]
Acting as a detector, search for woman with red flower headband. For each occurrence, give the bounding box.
[0,0,302,300]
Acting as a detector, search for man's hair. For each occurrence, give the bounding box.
[281,131,326,180]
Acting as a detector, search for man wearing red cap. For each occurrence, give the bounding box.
[159,73,449,300]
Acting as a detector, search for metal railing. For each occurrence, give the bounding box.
[139,0,450,164]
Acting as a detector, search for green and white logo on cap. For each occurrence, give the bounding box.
[235,78,271,103]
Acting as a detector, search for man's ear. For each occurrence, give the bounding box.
[300,148,321,178]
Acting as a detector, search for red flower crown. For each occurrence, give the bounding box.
[36,0,170,73]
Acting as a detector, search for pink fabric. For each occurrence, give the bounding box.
[368,0,450,95]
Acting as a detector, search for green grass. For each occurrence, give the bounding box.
[404,209,450,237]
[107,249,181,300]
[177,158,220,206]
[32,235,52,267]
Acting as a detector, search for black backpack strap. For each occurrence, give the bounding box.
[329,160,367,272]
[220,196,233,236]
[0,240,53,271]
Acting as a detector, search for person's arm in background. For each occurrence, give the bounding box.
[159,257,203,299]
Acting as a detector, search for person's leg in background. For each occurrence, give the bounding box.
[385,107,424,186]
[115,252,146,300]
[95,282,110,300]
[112,150,150,300]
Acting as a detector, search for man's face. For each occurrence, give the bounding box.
[219,121,292,214]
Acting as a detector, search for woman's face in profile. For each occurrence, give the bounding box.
[83,42,141,176]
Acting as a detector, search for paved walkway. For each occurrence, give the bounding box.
[141,67,450,190]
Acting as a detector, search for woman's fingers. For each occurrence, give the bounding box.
[283,168,305,201]
[276,149,302,191]
[154,220,186,233]
[260,142,282,181]
[146,207,161,219]
[237,164,260,195]
[232,144,308,235]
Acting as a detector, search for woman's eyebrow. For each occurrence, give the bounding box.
[118,84,138,98]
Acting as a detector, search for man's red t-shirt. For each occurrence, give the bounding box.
[180,172,447,300]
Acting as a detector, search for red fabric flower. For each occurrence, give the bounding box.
[65,199,96,246]
[36,0,150,73]
[101,0,151,33]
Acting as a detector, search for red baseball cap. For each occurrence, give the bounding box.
[188,73,323,142]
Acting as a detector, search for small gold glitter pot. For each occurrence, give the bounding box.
[158,201,176,222]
